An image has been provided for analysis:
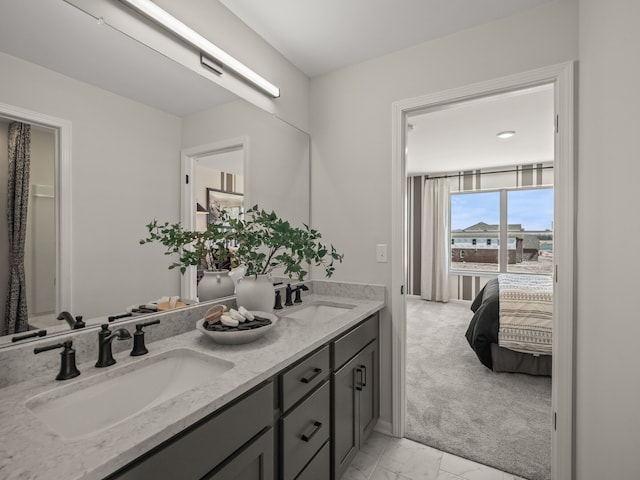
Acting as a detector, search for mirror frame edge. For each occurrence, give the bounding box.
[0,100,72,323]
[180,136,250,301]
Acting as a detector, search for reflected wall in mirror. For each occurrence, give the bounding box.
[0,0,310,347]
[181,99,310,301]
[0,65,309,347]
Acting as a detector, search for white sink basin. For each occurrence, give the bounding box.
[25,349,234,439]
[285,303,354,322]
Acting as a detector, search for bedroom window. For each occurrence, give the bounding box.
[450,191,500,272]
[506,188,554,274]
[450,187,553,275]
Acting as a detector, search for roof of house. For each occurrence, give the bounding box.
[456,222,523,232]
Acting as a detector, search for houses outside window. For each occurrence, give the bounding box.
[450,187,553,275]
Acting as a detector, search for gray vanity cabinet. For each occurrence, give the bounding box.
[104,311,380,480]
[202,427,273,480]
[332,315,379,480]
[279,345,331,480]
[107,381,274,480]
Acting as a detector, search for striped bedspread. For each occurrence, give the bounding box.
[497,274,553,355]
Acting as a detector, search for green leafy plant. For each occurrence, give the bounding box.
[222,205,343,280]
[140,220,233,274]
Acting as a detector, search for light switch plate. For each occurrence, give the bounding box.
[376,244,388,263]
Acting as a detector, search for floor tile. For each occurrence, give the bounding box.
[377,437,443,480]
[360,431,392,458]
[436,472,465,480]
[341,465,369,480]
[370,466,414,480]
[348,449,380,479]
[339,431,521,480]
[439,453,505,480]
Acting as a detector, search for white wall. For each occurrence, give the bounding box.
[310,0,578,429]
[0,52,182,319]
[25,129,56,315]
[576,1,640,478]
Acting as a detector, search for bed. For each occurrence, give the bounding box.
[465,274,552,376]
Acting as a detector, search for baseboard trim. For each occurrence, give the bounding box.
[374,419,394,436]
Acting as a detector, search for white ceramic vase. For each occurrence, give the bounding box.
[235,274,275,312]
[198,270,235,301]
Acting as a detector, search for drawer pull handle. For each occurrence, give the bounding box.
[360,364,367,387]
[355,368,363,391]
[301,421,323,442]
[301,367,322,384]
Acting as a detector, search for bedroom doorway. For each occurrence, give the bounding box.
[390,62,575,480]
[402,84,555,480]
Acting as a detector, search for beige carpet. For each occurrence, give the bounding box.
[405,297,551,480]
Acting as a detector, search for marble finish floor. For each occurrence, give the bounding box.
[342,432,527,480]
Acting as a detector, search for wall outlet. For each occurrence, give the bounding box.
[376,244,388,263]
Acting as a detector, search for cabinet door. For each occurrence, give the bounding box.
[108,382,273,480]
[203,427,274,480]
[332,354,359,480]
[357,339,379,443]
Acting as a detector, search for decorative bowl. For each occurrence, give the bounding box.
[195,311,278,345]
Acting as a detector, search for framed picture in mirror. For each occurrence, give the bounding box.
[206,188,243,226]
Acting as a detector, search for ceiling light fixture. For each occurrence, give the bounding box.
[496,130,516,139]
[119,0,280,98]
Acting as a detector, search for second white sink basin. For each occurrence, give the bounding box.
[25,348,234,439]
[285,303,354,322]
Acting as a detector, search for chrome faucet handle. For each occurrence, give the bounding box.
[34,340,81,381]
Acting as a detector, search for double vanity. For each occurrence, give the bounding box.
[0,282,384,480]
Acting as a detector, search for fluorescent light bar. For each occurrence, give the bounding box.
[119,0,280,98]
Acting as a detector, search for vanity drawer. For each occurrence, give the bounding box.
[296,440,330,480]
[280,345,330,412]
[333,314,379,370]
[280,380,330,480]
[109,381,274,480]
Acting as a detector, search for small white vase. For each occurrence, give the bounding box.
[235,274,275,312]
[198,270,235,302]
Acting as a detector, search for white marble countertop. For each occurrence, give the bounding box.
[0,294,383,480]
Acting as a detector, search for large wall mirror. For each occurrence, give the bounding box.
[0,0,310,346]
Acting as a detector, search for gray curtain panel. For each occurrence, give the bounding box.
[4,122,31,335]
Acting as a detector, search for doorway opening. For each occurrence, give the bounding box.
[403,83,554,479]
[180,137,248,301]
[0,102,71,336]
[390,62,576,480]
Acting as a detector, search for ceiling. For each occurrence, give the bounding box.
[406,85,555,175]
[220,0,551,77]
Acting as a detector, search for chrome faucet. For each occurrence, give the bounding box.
[57,311,85,330]
[95,324,132,368]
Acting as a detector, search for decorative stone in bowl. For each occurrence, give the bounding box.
[195,311,278,345]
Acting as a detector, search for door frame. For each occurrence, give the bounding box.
[390,61,576,480]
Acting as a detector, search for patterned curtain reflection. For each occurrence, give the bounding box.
[4,122,31,335]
